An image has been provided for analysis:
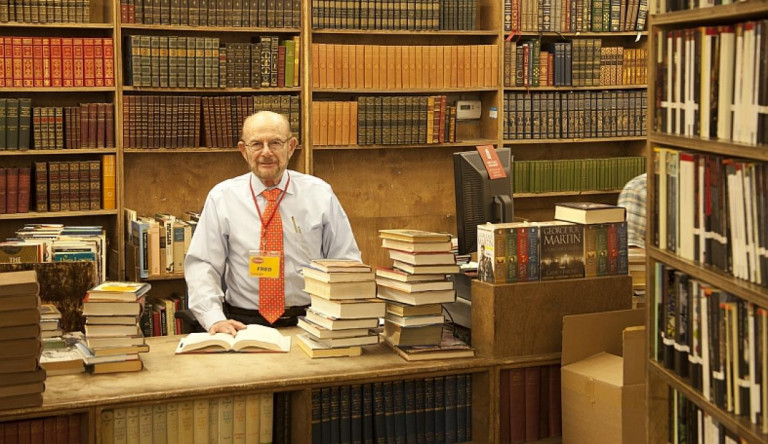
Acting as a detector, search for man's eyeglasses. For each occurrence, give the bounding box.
[242,139,289,153]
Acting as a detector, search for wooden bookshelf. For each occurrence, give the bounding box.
[645,2,768,442]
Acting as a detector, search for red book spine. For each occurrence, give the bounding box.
[607,222,619,274]
[83,38,95,87]
[0,37,5,87]
[517,228,528,281]
[277,45,286,87]
[6,167,19,214]
[4,38,13,87]
[21,37,33,87]
[49,38,63,87]
[32,37,44,87]
[524,366,541,442]
[42,37,51,87]
[17,166,31,213]
[93,38,104,87]
[72,38,84,87]
[61,38,74,87]
[102,38,114,87]
[12,37,24,87]
[0,169,6,214]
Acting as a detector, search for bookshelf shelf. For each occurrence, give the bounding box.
[141,274,184,281]
[0,87,115,93]
[648,132,768,162]
[314,139,499,150]
[648,362,768,444]
[121,86,302,93]
[514,189,622,199]
[313,87,500,94]
[124,148,241,153]
[650,0,768,25]
[0,149,118,156]
[120,24,301,33]
[0,209,119,220]
[0,22,114,29]
[502,136,646,144]
[503,85,647,91]
[508,31,648,37]
[647,247,768,308]
[311,29,499,36]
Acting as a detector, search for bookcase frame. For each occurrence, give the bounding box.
[645,2,768,443]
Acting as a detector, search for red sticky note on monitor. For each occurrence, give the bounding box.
[476,145,507,179]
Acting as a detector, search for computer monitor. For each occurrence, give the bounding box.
[453,147,514,255]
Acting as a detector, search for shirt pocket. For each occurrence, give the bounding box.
[290,223,323,263]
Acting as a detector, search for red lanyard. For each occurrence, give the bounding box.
[249,174,290,249]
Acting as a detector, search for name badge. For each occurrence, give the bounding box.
[248,250,281,278]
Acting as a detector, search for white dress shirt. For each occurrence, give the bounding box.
[185,170,362,330]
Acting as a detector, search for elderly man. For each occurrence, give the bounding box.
[185,111,361,335]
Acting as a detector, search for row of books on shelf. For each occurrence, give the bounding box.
[0,167,30,214]
[0,0,91,23]
[478,203,630,284]
[0,100,115,151]
[311,44,498,90]
[311,375,472,444]
[0,36,115,88]
[120,0,301,28]
[504,0,648,32]
[503,89,647,140]
[32,156,116,212]
[108,393,289,444]
[670,390,747,444]
[0,270,45,410]
[499,365,562,444]
[311,0,476,30]
[653,264,768,433]
[122,94,300,149]
[657,0,734,13]
[123,35,299,89]
[512,156,646,194]
[653,147,768,287]
[126,209,199,278]
[312,97,457,147]
[654,21,768,146]
[0,414,83,443]
[139,295,185,337]
[3,224,107,282]
[503,39,647,87]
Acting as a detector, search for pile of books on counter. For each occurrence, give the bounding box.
[296,259,384,358]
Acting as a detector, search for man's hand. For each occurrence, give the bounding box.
[209,319,246,336]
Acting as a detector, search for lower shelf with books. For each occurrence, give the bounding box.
[0,411,89,443]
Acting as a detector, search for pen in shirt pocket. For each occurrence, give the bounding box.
[291,216,301,233]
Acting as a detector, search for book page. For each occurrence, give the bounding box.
[175,333,235,354]
[232,325,291,353]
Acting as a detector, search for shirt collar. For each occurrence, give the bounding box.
[250,171,293,197]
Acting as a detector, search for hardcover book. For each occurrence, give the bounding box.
[175,324,290,354]
[554,202,627,224]
[538,221,585,280]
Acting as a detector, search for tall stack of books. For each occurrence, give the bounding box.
[376,229,460,349]
[0,270,45,410]
[80,281,151,374]
[296,259,385,358]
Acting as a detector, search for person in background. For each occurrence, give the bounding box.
[185,111,361,336]
[617,172,647,248]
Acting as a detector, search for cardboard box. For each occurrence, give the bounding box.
[561,309,646,444]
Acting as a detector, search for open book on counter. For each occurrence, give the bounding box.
[174,324,291,354]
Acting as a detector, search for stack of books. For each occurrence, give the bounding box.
[376,229,460,348]
[296,259,385,358]
[0,270,45,410]
[40,303,63,339]
[80,281,151,374]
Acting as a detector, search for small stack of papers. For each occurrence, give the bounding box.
[296,259,384,358]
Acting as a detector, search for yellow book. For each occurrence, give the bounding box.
[193,399,209,444]
[208,398,219,444]
[113,408,127,444]
[218,396,234,444]
[101,154,116,209]
[178,401,195,443]
[293,35,300,87]
[311,43,319,88]
[341,45,350,89]
[101,410,115,444]
[259,393,273,444]
[232,395,247,444]
[394,46,403,89]
[126,406,140,444]
[138,405,153,444]
[364,45,374,89]
[318,43,327,89]
[355,45,365,89]
[151,404,167,444]
[244,394,261,444]
[166,402,179,444]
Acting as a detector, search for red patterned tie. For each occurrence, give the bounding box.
[259,188,284,324]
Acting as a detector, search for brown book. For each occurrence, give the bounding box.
[0,270,39,296]
[58,161,70,211]
[382,321,442,347]
[548,364,562,436]
[0,169,5,214]
[47,161,60,212]
[524,366,541,441]
[17,166,30,213]
[79,104,89,149]
[1,392,42,409]
[6,167,18,214]
[89,160,100,210]
[96,103,106,148]
[0,336,41,359]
